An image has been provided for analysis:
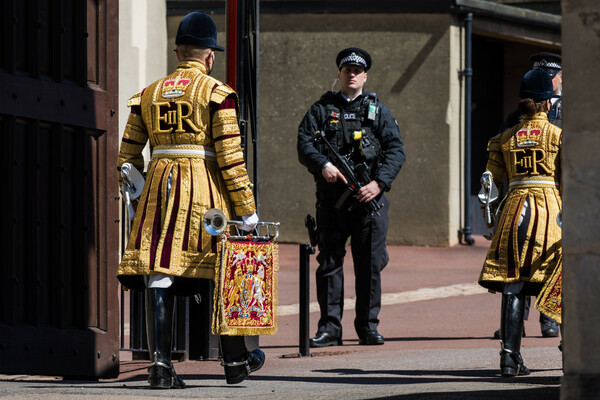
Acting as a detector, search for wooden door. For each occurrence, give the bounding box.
[0,0,120,378]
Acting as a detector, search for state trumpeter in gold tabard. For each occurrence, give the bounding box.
[116,10,264,389]
[117,60,255,284]
[478,67,562,378]
[479,111,562,291]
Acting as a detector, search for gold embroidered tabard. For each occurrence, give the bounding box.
[535,255,562,324]
[117,61,256,283]
[479,113,562,291]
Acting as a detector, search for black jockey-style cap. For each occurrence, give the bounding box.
[336,48,372,71]
[519,67,553,100]
[530,52,561,77]
[176,10,225,52]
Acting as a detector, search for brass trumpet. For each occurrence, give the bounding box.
[202,208,280,241]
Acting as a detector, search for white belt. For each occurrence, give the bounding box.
[509,179,557,188]
[152,145,216,160]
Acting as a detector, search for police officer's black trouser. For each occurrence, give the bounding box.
[315,194,390,338]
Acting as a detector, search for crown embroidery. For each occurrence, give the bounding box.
[516,127,542,148]
[162,75,192,98]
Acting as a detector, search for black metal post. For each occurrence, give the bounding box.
[251,0,260,211]
[299,243,314,357]
[459,12,475,245]
[235,0,260,213]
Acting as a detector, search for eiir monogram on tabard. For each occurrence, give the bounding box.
[152,100,200,133]
[511,148,551,176]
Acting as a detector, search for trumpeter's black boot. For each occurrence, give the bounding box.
[220,336,265,384]
[500,293,530,377]
[145,287,186,389]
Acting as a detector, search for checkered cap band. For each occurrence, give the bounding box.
[533,60,561,70]
[338,52,367,69]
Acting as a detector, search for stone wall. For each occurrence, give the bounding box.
[167,13,464,246]
[258,14,461,246]
[561,0,600,398]
[119,0,168,253]
[120,1,168,138]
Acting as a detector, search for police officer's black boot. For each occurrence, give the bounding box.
[145,288,186,389]
[539,313,559,337]
[499,293,530,377]
[220,336,265,384]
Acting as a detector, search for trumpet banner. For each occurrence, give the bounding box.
[534,253,562,324]
[212,240,279,335]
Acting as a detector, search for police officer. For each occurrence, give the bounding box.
[494,52,562,338]
[297,48,405,347]
[534,52,562,128]
[500,52,562,131]
[117,11,264,388]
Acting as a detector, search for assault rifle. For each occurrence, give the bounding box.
[315,131,382,216]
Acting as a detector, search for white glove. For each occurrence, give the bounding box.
[241,213,259,231]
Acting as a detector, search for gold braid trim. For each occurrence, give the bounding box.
[487,134,501,152]
[127,92,142,107]
[210,84,236,104]
[534,252,562,324]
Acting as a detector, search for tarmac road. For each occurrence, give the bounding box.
[0,238,563,399]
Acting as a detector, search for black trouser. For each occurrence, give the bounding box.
[315,193,390,337]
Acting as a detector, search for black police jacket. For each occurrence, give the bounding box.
[297,91,405,191]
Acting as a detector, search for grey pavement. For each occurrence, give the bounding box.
[0,237,563,399]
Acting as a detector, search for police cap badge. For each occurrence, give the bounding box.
[336,47,372,71]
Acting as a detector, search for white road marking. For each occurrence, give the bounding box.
[278,282,487,316]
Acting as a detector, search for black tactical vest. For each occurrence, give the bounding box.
[320,92,381,167]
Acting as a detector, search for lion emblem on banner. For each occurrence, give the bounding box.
[213,241,278,335]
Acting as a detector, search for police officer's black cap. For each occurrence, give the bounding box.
[530,52,561,76]
[336,48,372,71]
[176,11,225,52]
[519,67,553,100]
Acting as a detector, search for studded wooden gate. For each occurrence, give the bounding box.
[0,0,120,378]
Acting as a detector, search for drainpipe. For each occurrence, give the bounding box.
[459,12,475,245]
